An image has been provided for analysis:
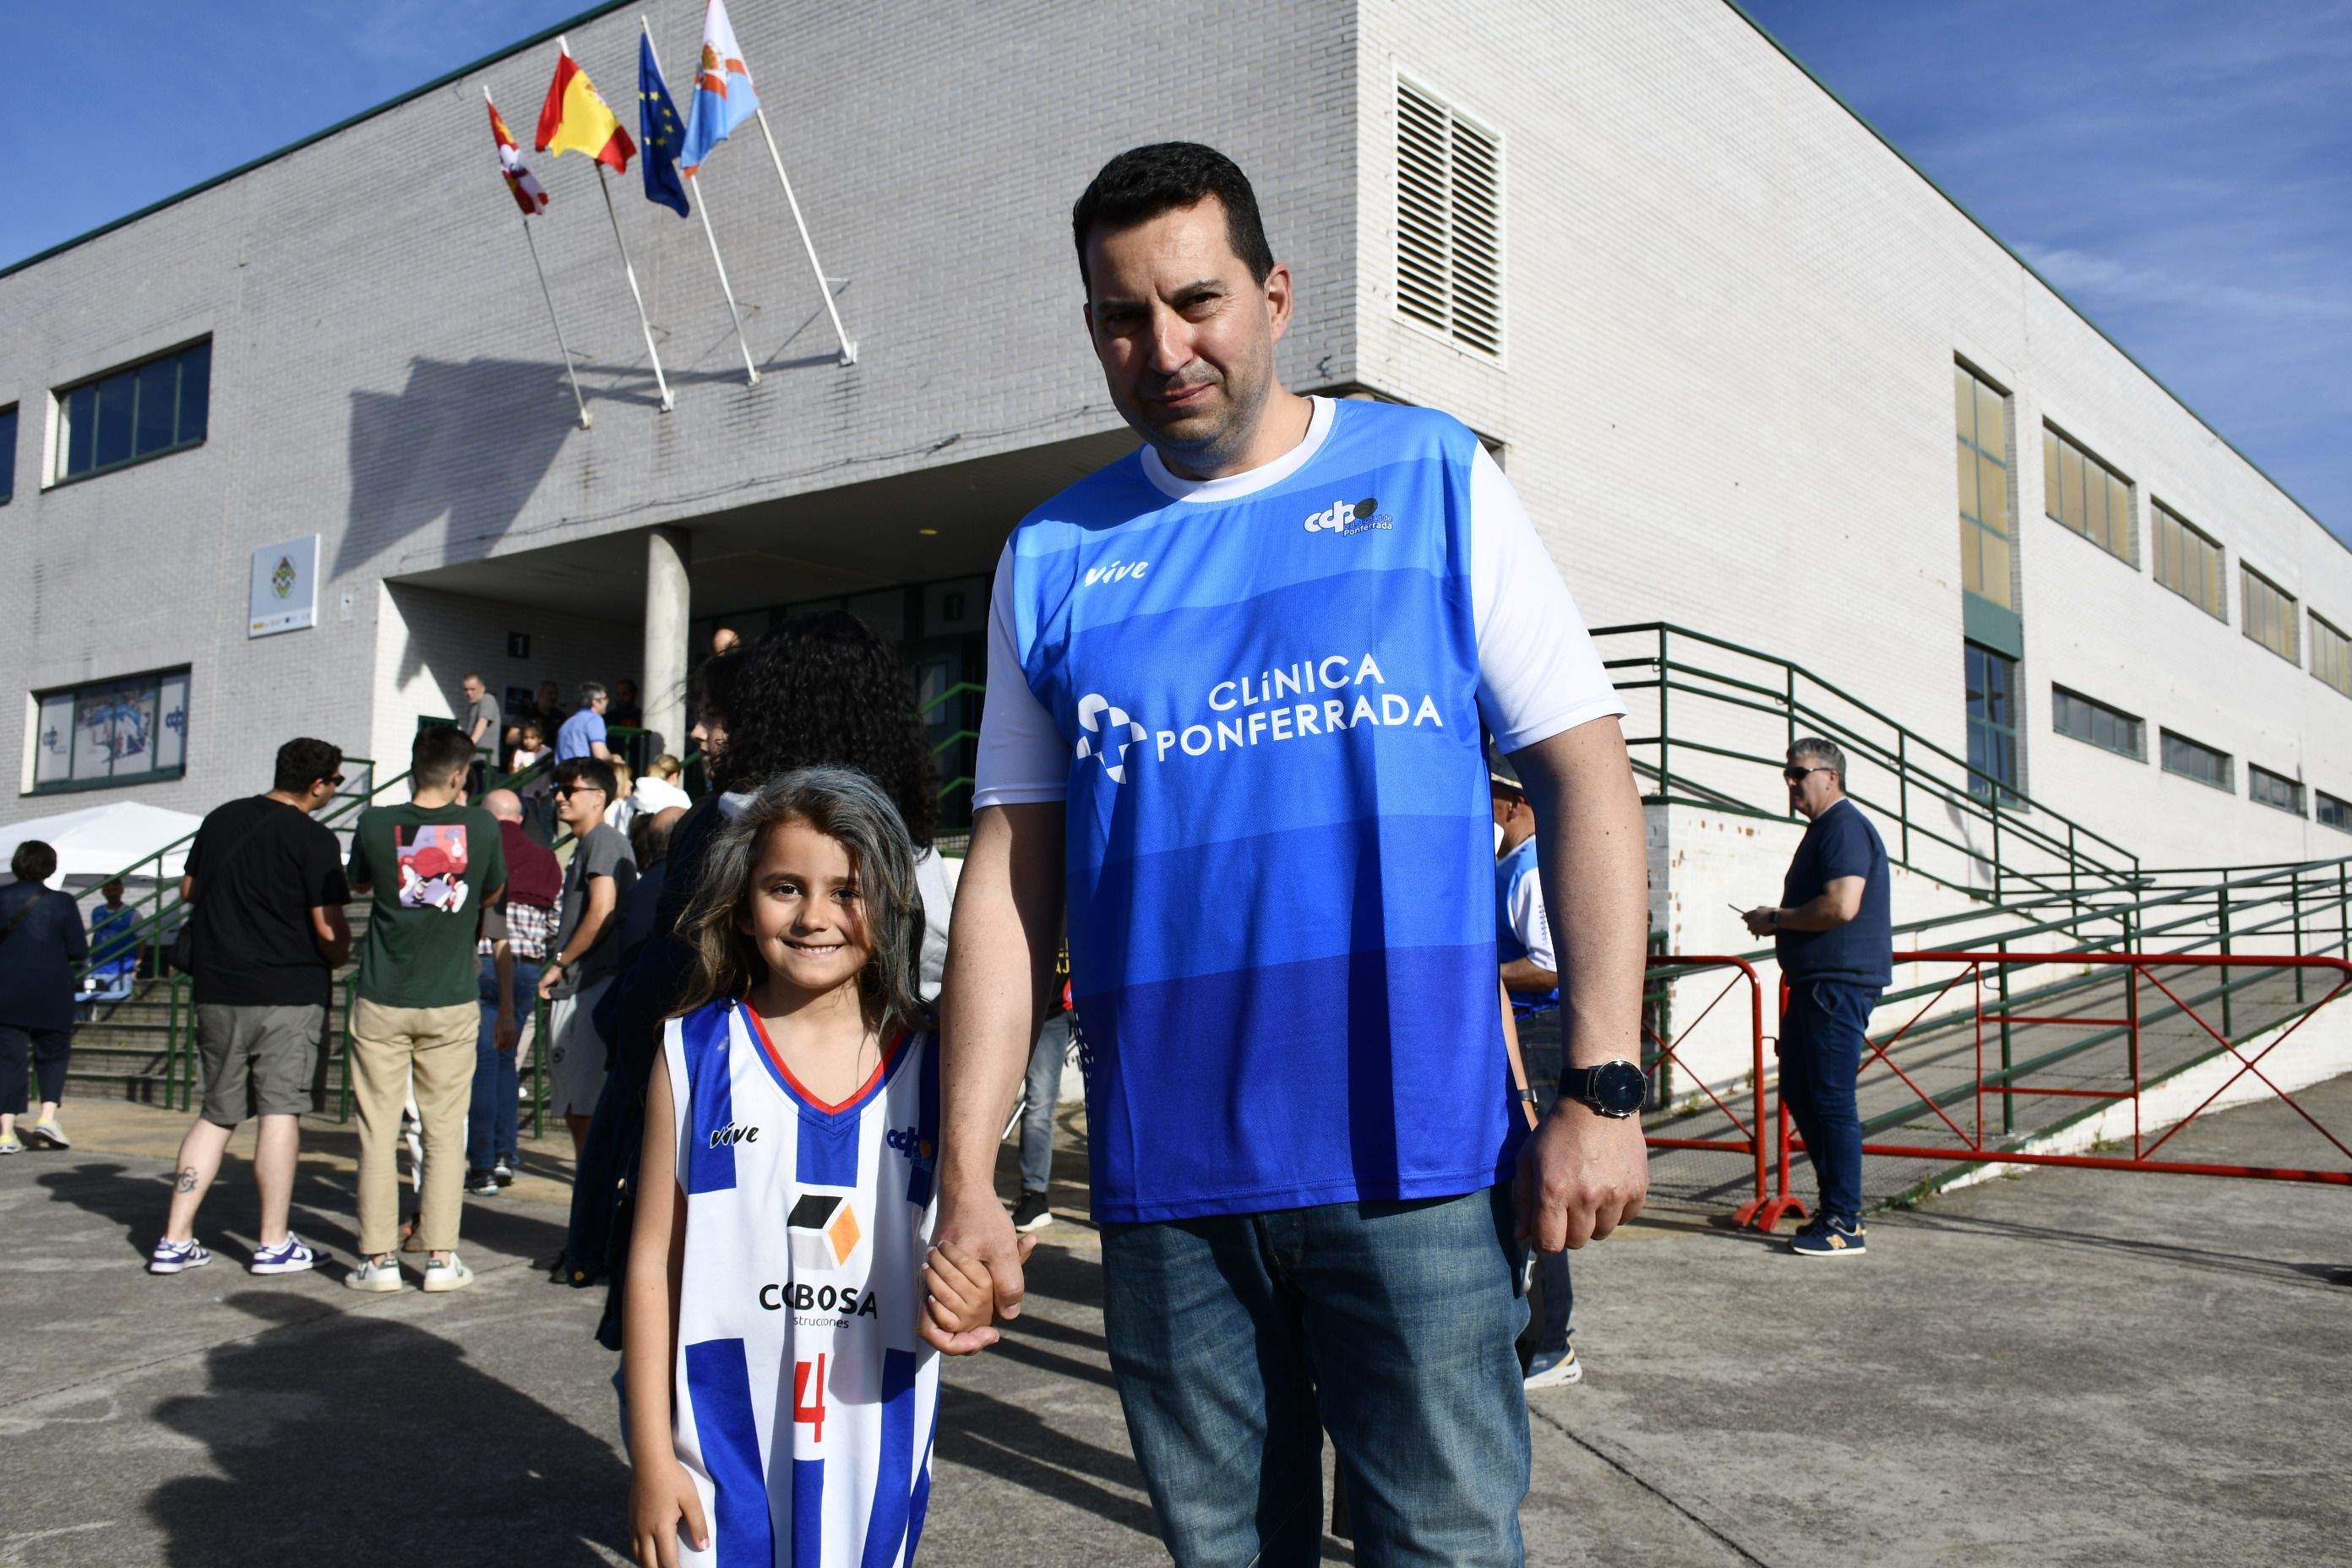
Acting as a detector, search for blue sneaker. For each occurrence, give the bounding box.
[1790,1217,1867,1258]
[1524,1342,1583,1389]
[249,1234,318,1276]
[149,1238,213,1276]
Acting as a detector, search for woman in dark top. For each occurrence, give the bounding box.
[0,841,89,1154]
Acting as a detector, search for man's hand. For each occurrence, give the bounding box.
[920,1185,1035,1354]
[1741,906,1778,939]
[1514,1098,1648,1250]
[536,962,562,1002]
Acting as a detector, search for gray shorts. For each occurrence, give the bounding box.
[196,1004,326,1125]
[547,975,613,1119]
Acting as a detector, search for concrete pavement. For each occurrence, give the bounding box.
[2,1086,2347,1565]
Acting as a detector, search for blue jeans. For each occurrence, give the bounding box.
[1778,977,1881,1223]
[1101,1188,1530,1567]
[1018,1012,1071,1193]
[467,955,538,1175]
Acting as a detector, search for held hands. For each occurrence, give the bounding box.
[922,1233,1037,1355]
[1741,906,1779,939]
[1514,1097,1649,1252]
[629,1456,710,1568]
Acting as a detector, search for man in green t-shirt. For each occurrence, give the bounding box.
[343,726,505,1293]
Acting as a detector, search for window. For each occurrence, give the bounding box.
[52,340,210,483]
[1964,642,2020,800]
[2051,686,2143,760]
[2160,729,2232,792]
[2151,502,2224,620]
[1396,78,1502,356]
[2314,615,2352,700]
[30,668,189,793]
[2320,791,2351,835]
[0,405,15,504]
[2241,564,2300,665]
[2249,765,2304,817]
[1954,365,2012,610]
[2041,425,2135,564]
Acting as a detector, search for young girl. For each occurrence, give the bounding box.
[624,767,993,1568]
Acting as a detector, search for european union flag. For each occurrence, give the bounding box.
[639,34,691,218]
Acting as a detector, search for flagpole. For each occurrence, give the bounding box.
[594,164,674,412]
[523,220,594,428]
[642,18,759,386]
[486,84,592,428]
[751,106,857,366]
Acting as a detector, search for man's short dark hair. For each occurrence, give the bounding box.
[1072,142,1275,297]
[411,725,476,788]
[275,738,344,795]
[10,840,56,884]
[554,757,618,801]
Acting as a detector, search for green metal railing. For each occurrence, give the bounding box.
[920,680,984,811]
[1597,622,2142,908]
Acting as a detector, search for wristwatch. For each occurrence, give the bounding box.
[1557,1059,1647,1119]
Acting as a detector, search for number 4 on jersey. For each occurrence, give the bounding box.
[793,1353,827,1445]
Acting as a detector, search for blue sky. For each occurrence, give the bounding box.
[1743,0,2352,542]
[6,2,2344,538]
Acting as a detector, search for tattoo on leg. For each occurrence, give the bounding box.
[177,1168,200,1193]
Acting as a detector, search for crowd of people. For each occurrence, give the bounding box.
[0,142,1903,1568]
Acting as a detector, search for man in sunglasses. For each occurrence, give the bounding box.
[150,738,353,1277]
[536,758,637,1157]
[1743,737,1892,1257]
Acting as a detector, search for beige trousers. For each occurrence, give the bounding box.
[349,999,478,1256]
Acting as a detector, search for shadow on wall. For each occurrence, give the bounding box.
[340,356,590,579]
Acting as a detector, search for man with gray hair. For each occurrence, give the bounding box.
[1743,737,1892,1257]
[556,682,614,764]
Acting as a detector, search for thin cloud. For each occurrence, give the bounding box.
[2018,243,2352,327]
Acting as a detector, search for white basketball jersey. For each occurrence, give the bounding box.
[663,998,941,1568]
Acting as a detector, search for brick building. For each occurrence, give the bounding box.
[3,0,2346,917]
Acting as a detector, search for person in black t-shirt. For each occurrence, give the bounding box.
[149,738,353,1277]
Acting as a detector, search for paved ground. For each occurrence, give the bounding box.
[3,1085,2347,1566]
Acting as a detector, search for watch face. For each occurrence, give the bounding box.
[1592,1060,1649,1115]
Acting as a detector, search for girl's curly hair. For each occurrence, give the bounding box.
[712,610,939,849]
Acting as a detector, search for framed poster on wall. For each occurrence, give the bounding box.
[248,535,318,637]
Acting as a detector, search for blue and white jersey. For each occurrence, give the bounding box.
[974,397,1625,1222]
[662,999,940,1568]
[1495,836,1560,1017]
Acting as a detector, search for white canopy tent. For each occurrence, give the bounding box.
[0,799,205,885]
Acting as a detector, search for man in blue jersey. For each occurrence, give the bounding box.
[1742,738,1893,1259]
[929,144,1652,1565]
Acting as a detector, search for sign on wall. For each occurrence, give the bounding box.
[248,535,318,638]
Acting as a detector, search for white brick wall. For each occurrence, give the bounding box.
[1354,0,2352,875]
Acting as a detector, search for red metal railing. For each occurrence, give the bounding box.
[1635,956,1780,1228]
[1743,951,2352,1227]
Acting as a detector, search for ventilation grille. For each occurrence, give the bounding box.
[1396,79,1502,356]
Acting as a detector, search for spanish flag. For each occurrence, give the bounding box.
[536,46,634,172]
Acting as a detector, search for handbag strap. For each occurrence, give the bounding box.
[0,891,42,946]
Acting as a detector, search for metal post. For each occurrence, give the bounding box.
[2124,923,2142,1157]
[1783,663,1796,815]
[1995,937,2014,1137]
[521,220,593,427]
[1654,625,1669,797]
[2217,881,2234,1037]
[2292,867,2306,1002]
[1897,731,1911,869]
[592,163,675,411]
[1991,804,2004,906]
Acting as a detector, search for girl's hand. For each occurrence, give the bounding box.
[923,1236,1036,1352]
[630,1456,710,1568]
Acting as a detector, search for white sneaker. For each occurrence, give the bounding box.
[1524,1343,1583,1390]
[149,1238,213,1275]
[27,1119,69,1151]
[422,1253,474,1293]
[345,1255,404,1292]
[249,1234,318,1276]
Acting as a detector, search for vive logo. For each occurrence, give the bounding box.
[1075,692,1148,785]
[707,1122,760,1149]
[1082,559,1149,587]
[1303,496,1391,535]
